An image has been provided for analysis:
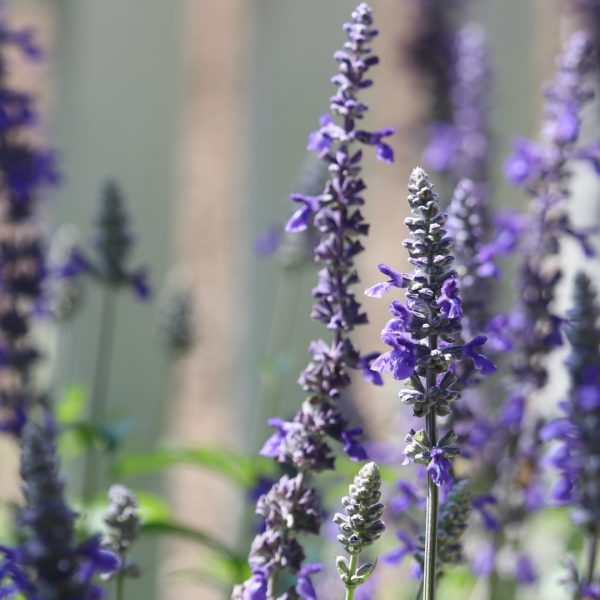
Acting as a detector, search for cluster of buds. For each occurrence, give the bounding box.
[334,462,385,593]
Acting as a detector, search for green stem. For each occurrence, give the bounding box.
[267,571,278,599]
[414,579,424,600]
[423,335,438,600]
[585,530,599,586]
[345,553,359,600]
[116,573,125,600]
[82,286,117,500]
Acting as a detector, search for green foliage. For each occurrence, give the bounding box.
[113,446,274,487]
[56,383,134,458]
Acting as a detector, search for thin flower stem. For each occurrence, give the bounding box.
[423,334,439,600]
[82,286,117,500]
[267,572,278,599]
[116,573,125,600]
[414,579,424,600]
[345,553,359,600]
[585,530,599,586]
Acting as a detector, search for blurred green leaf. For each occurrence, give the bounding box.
[141,518,241,564]
[56,384,87,423]
[62,418,136,457]
[114,447,273,487]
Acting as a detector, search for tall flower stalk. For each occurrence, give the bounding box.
[484,32,599,591]
[233,4,393,598]
[0,17,58,436]
[405,0,465,125]
[0,421,118,598]
[542,273,600,598]
[366,167,495,600]
[424,23,491,188]
[65,182,150,499]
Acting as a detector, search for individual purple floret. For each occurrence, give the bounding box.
[365,167,494,599]
[0,421,118,598]
[0,17,59,436]
[236,4,394,598]
[542,273,600,595]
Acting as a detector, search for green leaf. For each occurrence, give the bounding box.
[56,384,87,423]
[113,447,273,487]
[141,518,239,562]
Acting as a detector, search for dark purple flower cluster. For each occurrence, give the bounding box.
[424,24,490,184]
[405,0,464,123]
[473,32,599,587]
[0,19,59,436]
[63,182,150,301]
[494,38,597,515]
[543,273,600,524]
[542,273,600,595]
[501,29,596,475]
[0,421,118,599]
[366,167,495,481]
[236,4,394,598]
[571,1,600,57]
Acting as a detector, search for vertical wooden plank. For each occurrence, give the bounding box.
[48,2,183,599]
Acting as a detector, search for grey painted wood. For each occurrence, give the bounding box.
[46,2,183,599]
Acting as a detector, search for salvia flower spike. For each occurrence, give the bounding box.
[158,269,197,358]
[542,273,600,595]
[0,17,58,435]
[506,31,595,392]
[484,32,598,584]
[103,484,141,600]
[334,462,385,600]
[234,4,394,598]
[366,167,494,600]
[66,181,151,301]
[0,421,119,598]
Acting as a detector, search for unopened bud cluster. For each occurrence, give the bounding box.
[334,462,385,589]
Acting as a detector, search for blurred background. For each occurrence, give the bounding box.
[0,1,597,599]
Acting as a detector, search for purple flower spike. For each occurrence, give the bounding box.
[240,5,394,594]
[0,16,62,432]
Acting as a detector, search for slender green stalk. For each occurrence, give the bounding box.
[267,572,278,599]
[414,579,424,600]
[585,530,599,586]
[116,573,125,600]
[82,287,117,499]
[345,554,359,600]
[422,332,439,600]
